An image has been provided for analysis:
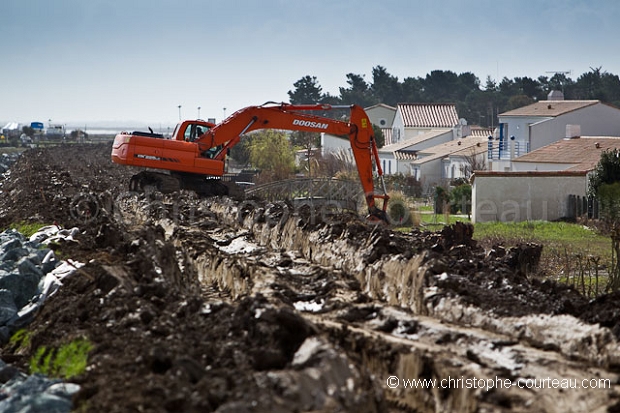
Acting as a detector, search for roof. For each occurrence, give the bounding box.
[365,103,396,112]
[2,122,20,130]
[411,136,489,165]
[380,129,450,153]
[512,136,620,172]
[381,128,392,145]
[397,103,459,128]
[500,100,599,117]
[473,171,588,183]
[469,126,493,138]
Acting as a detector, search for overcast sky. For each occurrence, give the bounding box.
[2,0,619,129]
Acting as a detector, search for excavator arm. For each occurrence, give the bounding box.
[112,103,389,222]
[194,103,389,220]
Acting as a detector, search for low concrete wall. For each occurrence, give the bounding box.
[472,171,588,223]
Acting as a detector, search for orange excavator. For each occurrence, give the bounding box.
[111,103,389,222]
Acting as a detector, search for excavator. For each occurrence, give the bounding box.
[111,102,389,223]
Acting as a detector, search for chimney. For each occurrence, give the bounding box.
[548,90,564,101]
[565,124,581,139]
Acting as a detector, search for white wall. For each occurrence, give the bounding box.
[529,104,620,150]
[472,172,588,223]
[391,111,405,143]
[321,133,350,155]
[408,131,453,151]
[366,106,396,128]
[512,161,577,172]
[377,153,410,175]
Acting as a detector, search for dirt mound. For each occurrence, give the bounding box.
[0,143,130,230]
[2,144,620,412]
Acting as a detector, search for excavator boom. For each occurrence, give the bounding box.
[111,103,389,222]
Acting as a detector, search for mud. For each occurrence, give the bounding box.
[2,143,620,412]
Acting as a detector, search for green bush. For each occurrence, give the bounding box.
[434,186,449,214]
[598,182,620,227]
[449,184,472,214]
[387,191,413,226]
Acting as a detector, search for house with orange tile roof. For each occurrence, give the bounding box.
[511,136,620,172]
[391,103,460,144]
[410,134,489,182]
[377,103,469,175]
[490,93,620,171]
[472,136,620,223]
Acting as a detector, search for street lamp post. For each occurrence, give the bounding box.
[178,105,182,120]
[197,106,201,119]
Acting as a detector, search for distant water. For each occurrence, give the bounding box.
[66,126,175,136]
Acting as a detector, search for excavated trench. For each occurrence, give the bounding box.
[113,193,620,413]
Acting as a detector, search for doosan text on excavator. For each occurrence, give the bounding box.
[111,102,389,223]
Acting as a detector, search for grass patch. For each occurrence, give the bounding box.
[29,338,93,379]
[0,147,27,155]
[7,221,48,238]
[9,329,31,350]
[473,221,612,289]
[394,218,613,295]
[473,220,610,259]
[393,212,471,232]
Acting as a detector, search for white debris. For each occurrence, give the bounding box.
[218,236,261,255]
[294,299,324,313]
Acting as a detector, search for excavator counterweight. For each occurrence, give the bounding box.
[111,103,389,223]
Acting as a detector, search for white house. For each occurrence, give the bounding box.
[320,103,396,156]
[472,136,620,223]
[410,135,489,183]
[378,129,453,175]
[490,93,620,171]
[320,133,352,159]
[511,136,620,173]
[365,103,396,130]
[391,103,459,144]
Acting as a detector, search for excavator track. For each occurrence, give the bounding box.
[129,171,181,193]
[129,170,244,199]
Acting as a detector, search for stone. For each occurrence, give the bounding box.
[0,289,17,325]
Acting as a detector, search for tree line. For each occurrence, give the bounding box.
[288,66,620,127]
[231,66,620,185]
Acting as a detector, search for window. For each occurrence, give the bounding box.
[184,123,211,142]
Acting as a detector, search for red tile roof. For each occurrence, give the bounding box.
[397,103,459,128]
[411,136,489,164]
[500,100,599,117]
[469,126,493,138]
[381,128,392,145]
[512,136,620,171]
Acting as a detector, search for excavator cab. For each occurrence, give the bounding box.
[183,123,212,142]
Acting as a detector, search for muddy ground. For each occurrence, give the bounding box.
[2,143,620,412]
